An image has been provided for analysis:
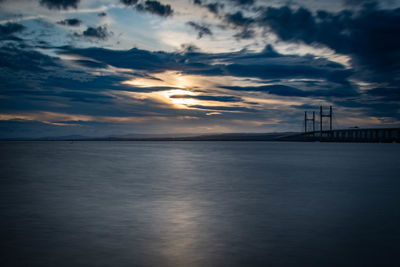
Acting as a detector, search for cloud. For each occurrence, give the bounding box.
[205,3,223,14]
[0,44,57,71]
[170,94,242,102]
[193,1,224,15]
[136,0,173,17]
[179,43,201,53]
[342,0,376,6]
[0,0,399,137]
[0,37,397,137]
[225,11,255,27]
[221,84,357,97]
[82,26,110,39]
[39,0,79,10]
[60,46,181,72]
[257,5,400,85]
[119,0,173,17]
[366,87,400,101]
[57,18,82,26]
[60,44,353,85]
[188,105,256,112]
[223,11,256,39]
[0,23,25,37]
[186,22,212,38]
[229,0,254,6]
[5,89,114,103]
[233,28,255,39]
[74,60,108,68]
[120,0,139,6]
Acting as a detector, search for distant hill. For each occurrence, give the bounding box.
[1,132,299,141]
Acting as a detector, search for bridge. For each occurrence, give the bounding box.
[299,128,400,142]
[278,106,400,143]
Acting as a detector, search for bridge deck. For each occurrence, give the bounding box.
[281,127,400,142]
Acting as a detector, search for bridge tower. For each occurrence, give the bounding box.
[319,106,333,136]
[304,111,316,135]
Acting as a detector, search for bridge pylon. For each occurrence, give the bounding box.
[304,111,316,135]
[320,106,333,137]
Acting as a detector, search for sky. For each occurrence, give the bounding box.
[0,0,399,138]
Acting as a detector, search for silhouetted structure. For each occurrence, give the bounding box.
[304,105,332,136]
[319,105,332,135]
[299,106,400,142]
[304,111,315,135]
[278,127,400,142]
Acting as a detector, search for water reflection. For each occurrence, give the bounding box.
[1,142,400,267]
[142,146,213,267]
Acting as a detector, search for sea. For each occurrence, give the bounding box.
[1,141,399,267]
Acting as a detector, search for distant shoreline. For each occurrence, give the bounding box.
[2,128,400,143]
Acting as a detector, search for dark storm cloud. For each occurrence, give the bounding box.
[82,26,110,39]
[222,84,311,96]
[205,3,223,14]
[221,84,357,97]
[39,74,178,94]
[2,42,356,103]
[189,105,256,112]
[229,0,254,6]
[0,44,178,96]
[170,94,242,102]
[0,40,392,131]
[57,18,81,26]
[74,60,108,69]
[333,98,400,120]
[120,0,173,17]
[233,28,255,39]
[4,89,113,103]
[223,11,256,39]
[343,0,377,6]
[120,0,139,6]
[136,0,173,17]
[186,22,213,38]
[0,43,165,95]
[257,4,400,85]
[225,11,255,27]
[0,23,25,36]
[366,87,400,101]
[39,0,79,10]
[60,44,353,85]
[0,44,57,71]
[60,46,181,72]
[193,1,224,15]
[0,43,397,137]
[198,2,399,90]
[0,54,196,122]
[224,61,354,85]
[224,63,324,79]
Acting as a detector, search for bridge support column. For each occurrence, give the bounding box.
[367,130,372,141]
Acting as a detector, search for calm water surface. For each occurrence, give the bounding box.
[1,141,400,267]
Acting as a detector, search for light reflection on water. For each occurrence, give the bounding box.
[1,141,400,267]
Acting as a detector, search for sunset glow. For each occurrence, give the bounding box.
[0,0,398,138]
